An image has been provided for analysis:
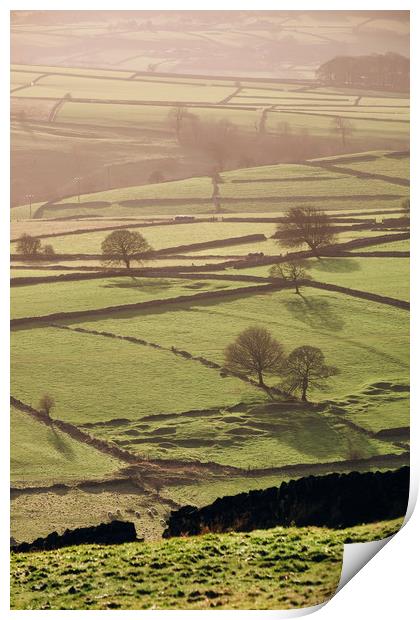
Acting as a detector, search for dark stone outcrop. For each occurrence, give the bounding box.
[163,467,409,537]
[11,520,137,553]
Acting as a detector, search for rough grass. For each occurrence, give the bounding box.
[11,277,254,319]
[87,400,403,467]
[10,518,403,610]
[11,326,260,427]
[10,407,121,486]
[11,481,170,544]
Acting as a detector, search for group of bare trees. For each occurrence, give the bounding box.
[167,106,350,175]
[16,234,55,259]
[317,53,409,91]
[225,326,337,401]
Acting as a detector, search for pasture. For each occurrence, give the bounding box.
[67,287,409,424]
[233,256,409,302]
[10,12,410,612]
[36,157,408,220]
[11,518,403,610]
[11,276,254,319]
[11,326,260,427]
[11,407,121,486]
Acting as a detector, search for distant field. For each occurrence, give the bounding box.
[185,230,394,257]
[327,153,409,179]
[11,221,277,254]
[11,326,259,428]
[50,163,407,205]
[34,157,408,221]
[232,256,409,301]
[11,407,121,486]
[12,73,236,104]
[11,519,403,610]
[11,277,253,319]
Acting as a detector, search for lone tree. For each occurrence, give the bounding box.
[331,116,353,147]
[269,260,309,294]
[281,345,338,402]
[224,326,284,389]
[101,229,152,270]
[42,244,55,258]
[39,394,55,419]
[16,234,41,258]
[168,106,188,143]
[276,207,336,256]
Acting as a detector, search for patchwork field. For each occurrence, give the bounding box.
[29,157,409,220]
[66,287,409,403]
[10,11,410,613]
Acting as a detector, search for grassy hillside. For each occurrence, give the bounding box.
[10,518,403,610]
[70,287,409,404]
[33,157,408,220]
[11,407,121,486]
[11,326,260,427]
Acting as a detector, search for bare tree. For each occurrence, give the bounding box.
[168,106,188,143]
[331,116,353,147]
[16,234,41,258]
[276,207,336,256]
[269,260,309,293]
[42,244,55,258]
[224,326,285,389]
[101,229,152,270]
[281,346,338,402]
[39,394,55,419]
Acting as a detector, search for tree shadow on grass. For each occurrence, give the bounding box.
[285,294,345,332]
[48,426,77,461]
[306,257,361,274]
[102,278,175,293]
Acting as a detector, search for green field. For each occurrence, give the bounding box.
[11,407,121,486]
[12,221,277,254]
[10,518,403,610]
[82,398,402,467]
[231,256,409,301]
[350,238,409,252]
[11,277,254,319]
[44,161,408,221]
[11,326,260,428]
[10,13,410,612]
[66,287,409,425]
[334,155,409,179]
